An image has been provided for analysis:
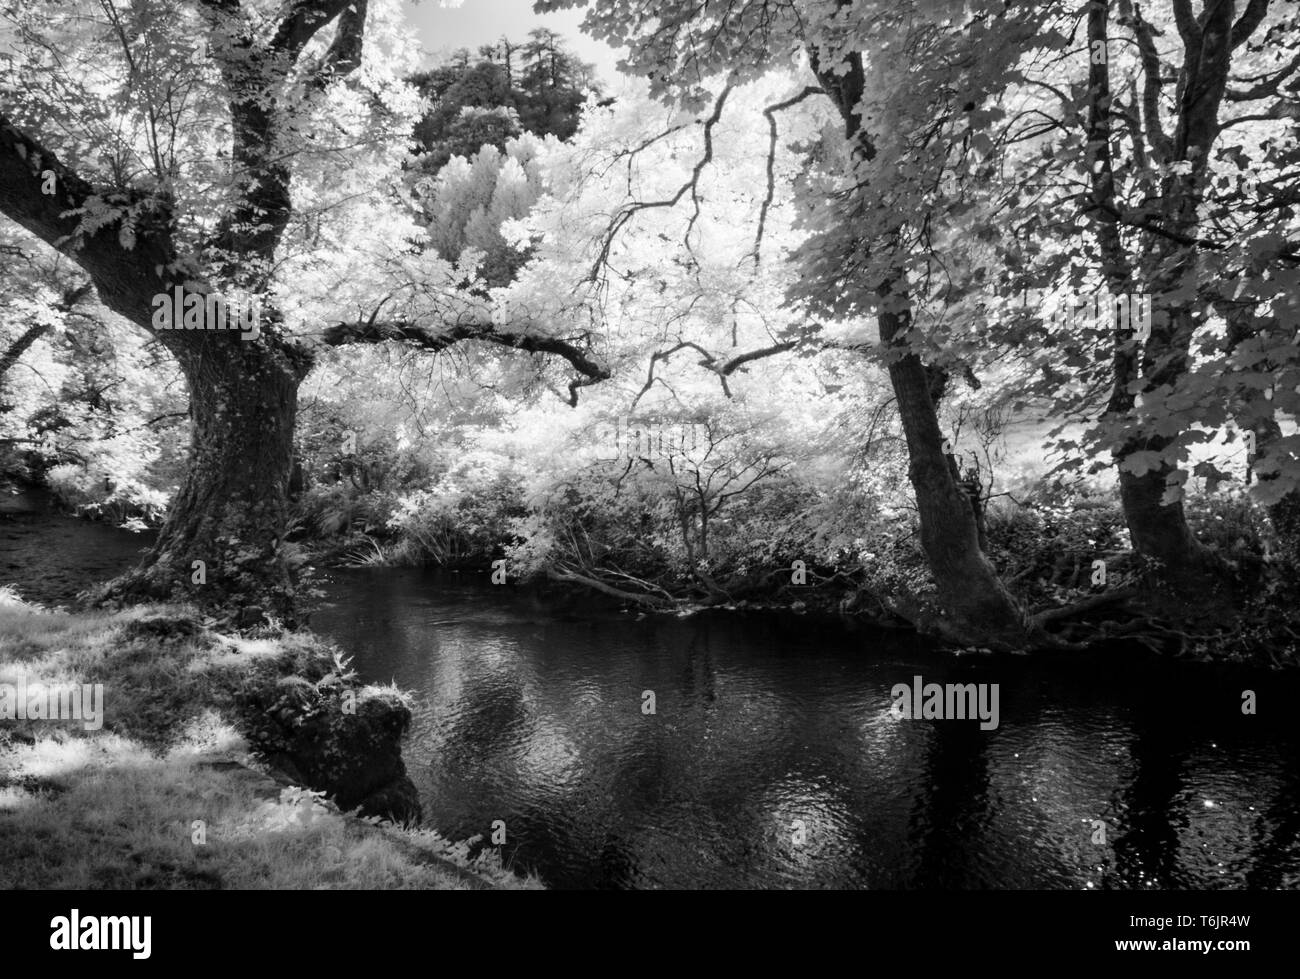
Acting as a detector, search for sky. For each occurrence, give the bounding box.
[404,0,626,85]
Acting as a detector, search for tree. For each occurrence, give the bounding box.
[545,0,1052,646]
[978,1,1299,587]
[517,28,596,136]
[0,0,608,621]
[409,61,520,171]
[1080,0,1294,588]
[409,31,598,173]
[417,134,550,287]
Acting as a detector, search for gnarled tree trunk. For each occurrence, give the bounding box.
[100,340,305,623]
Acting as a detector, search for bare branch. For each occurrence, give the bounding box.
[755,86,824,265]
[588,85,732,279]
[1123,2,1174,161]
[1171,0,1199,49]
[716,341,797,376]
[1083,0,1135,289]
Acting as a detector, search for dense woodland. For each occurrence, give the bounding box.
[2,0,1299,662]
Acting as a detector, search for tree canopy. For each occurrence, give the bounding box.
[3,0,1298,657]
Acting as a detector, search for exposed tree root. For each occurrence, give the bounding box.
[88,555,298,629]
[1031,588,1139,628]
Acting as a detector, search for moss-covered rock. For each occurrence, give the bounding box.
[234,664,422,825]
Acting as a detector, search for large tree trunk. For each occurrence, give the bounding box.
[1117,468,1201,571]
[807,44,1029,647]
[99,342,303,624]
[1084,0,1200,581]
[880,282,1028,647]
[1115,294,1210,585]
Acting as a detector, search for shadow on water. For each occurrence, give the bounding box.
[1111,708,1190,888]
[909,709,992,889]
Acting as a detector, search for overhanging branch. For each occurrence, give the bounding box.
[755,86,824,265]
[319,317,611,406]
[0,113,173,333]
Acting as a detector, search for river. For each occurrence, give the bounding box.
[5,512,1299,889]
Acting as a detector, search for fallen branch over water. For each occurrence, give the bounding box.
[545,565,672,608]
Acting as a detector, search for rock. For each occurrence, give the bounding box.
[354,775,423,826]
[239,683,422,826]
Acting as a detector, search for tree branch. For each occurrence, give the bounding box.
[270,0,357,61]
[1084,1,1136,289]
[1226,50,1300,100]
[1171,0,1199,49]
[0,113,173,333]
[716,341,797,376]
[1123,2,1174,161]
[307,0,369,92]
[319,318,611,406]
[0,323,53,380]
[754,86,824,265]
[589,85,733,279]
[1230,0,1271,50]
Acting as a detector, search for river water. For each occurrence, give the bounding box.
[310,568,1300,890]
[5,512,1298,889]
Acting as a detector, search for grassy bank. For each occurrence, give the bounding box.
[0,589,539,890]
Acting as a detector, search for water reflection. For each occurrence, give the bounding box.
[294,570,1300,889]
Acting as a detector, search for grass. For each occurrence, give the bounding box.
[0,587,541,889]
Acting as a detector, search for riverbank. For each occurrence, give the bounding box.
[291,480,1300,667]
[6,497,1298,668]
[0,589,539,889]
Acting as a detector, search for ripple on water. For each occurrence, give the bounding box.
[307,568,1300,889]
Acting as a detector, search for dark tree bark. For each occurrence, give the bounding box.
[879,282,1027,646]
[1219,299,1300,565]
[99,340,306,619]
[808,48,1029,647]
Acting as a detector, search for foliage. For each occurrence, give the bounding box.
[2,0,1298,654]
[409,28,599,172]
